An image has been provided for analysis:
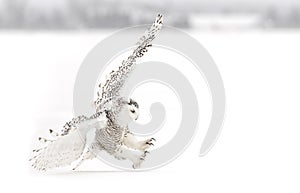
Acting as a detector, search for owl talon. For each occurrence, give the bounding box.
[146,142,154,146]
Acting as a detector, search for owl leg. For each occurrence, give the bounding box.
[114,145,149,169]
[123,132,155,151]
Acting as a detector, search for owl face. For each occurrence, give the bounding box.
[127,98,139,121]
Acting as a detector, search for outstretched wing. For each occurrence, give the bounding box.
[31,130,86,171]
[94,14,163,112]
[30,114,107,171]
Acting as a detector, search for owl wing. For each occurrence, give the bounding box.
[31,129,86,171]
[30,114,108,171]
[94,14,163,112]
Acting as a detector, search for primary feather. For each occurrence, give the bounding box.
[31,130,85,170]
[31,113,107,171]
[94,13,163,113]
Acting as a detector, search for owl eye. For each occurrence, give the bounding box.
[130,110,135,113]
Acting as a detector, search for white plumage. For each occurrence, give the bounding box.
[30,14,163,171]
[32,131,85,170]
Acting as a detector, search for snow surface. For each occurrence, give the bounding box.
[0,29,300,192]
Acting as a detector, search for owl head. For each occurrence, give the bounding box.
[127,98,139,121]
[111,98,140,127]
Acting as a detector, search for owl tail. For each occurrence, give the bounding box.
[30,130,86,171]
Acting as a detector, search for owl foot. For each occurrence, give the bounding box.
[140,138,156,151]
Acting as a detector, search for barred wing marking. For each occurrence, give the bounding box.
[94,14,163,112]
[31,113,107,170]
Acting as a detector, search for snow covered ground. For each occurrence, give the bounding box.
[1,29,300,192]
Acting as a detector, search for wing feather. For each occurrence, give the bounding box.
[31,114,107,171]
[31,131,85,171]
[94,14,163,112]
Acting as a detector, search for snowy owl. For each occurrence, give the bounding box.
[30,14,163,170]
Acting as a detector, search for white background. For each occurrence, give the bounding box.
[0,29,300,192]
